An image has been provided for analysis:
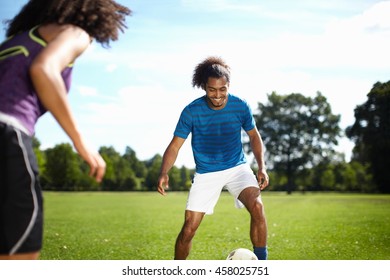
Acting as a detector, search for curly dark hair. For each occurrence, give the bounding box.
[5,0,131,46]
[192,56,231,89]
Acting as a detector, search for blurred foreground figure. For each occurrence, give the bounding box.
[0,0,131,260]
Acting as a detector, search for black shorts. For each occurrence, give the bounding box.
[0,123,43,254]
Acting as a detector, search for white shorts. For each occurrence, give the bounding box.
[186,163,259,215]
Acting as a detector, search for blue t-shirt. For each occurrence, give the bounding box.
[174,93,256,173]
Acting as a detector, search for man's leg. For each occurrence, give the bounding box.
[174,210,205,260]
[238,187,268,259]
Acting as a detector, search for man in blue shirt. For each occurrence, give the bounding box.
[157,57,269,260]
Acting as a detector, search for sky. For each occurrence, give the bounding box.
[1,0,390,168]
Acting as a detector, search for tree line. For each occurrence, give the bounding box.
[33,142,192,192]
[34,80,390,193]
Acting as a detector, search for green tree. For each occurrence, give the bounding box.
[295,168,313,192]
[99,146,119,190]
[253,92,341,194]
[332,161,356,192]
[266,170,287,191]
[144,154,162,191]
[99,146,136,191]
[166,165,181,190]
[116,157,137,191]
[32,136,48,186]
[320,165,336,191]
[180,166,192,190]
[346,81,390,193]
[43,143,81,190]
[122,146,147,190]
[32,136,45,172]
[349,161,375,193]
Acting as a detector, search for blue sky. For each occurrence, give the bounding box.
[1,0,390,168]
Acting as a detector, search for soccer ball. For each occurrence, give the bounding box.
[226,248,258,260]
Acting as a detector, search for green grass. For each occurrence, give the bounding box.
[40,192,390,260]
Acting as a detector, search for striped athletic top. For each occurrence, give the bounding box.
[0,26,73,135]
[174,94,256,173]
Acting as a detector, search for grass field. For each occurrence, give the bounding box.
[40,192,390,260]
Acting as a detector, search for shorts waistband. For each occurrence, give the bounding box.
[0,111,31,135]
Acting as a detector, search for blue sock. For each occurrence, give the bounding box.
[253,246,268,260]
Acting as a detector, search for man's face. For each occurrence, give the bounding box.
[204,76,229,110]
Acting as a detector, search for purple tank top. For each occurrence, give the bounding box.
[0,26,73,135]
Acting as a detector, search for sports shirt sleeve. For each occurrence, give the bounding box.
[173,106,192,139]
[241,100,256,132]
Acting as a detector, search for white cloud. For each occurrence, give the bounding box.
[83,86,178,124]
[320,1,390,69]
[180,0,230,11]
[326,1,390,33]
[105,63,118,72]
[77,86,98,97]
[68,84,196,165]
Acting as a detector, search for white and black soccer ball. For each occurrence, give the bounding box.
[226,248,258,260]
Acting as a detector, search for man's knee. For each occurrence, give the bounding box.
[239,187,263,209]
[180,211,204,239]
[249,198,265,215]
[181,221,198,238]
